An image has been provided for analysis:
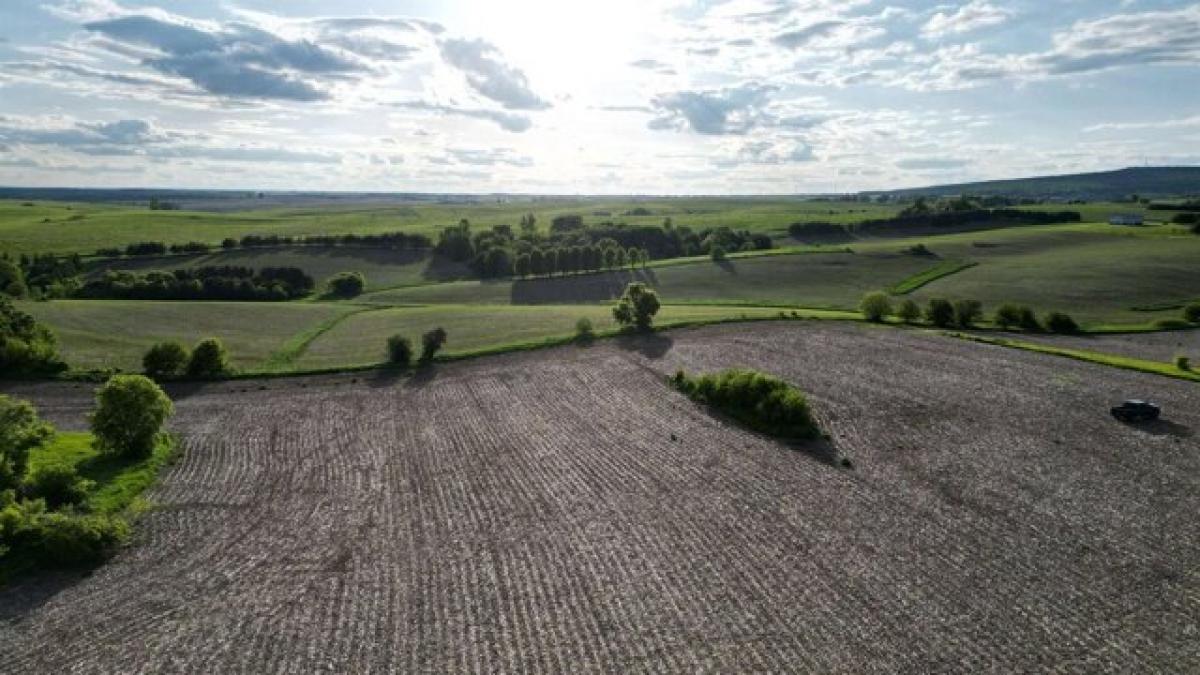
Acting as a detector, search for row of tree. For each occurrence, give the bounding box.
[96,230,433,259]
[78,266,315,301]
[859,291,1080,333]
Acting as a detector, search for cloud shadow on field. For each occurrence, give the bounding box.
[510,269,658,305]
[615,331,673,359]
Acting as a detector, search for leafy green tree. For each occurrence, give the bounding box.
[0,259,26,298]
[575,317,595,341]
[859,291,892,322]
[953,299,983,328]
[420,327,447,363]
[925,298,955,328]
[1017,306,1041,332]
[897,298,921,324]
[1045,312,1079,334]
[994,303,1022,329]
[187,337,230,378]
[613,282,660,330]
[387,335,413,367]
[90,375,173,459]
[0,297,65,375]
[1184,302,1200,324]
[514,253,531,278]
[327,271,366,297]
[0,395,53,491]
[710,245,727,262]
[142,341,189,379]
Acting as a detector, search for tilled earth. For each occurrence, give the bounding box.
[1,322,1198,673]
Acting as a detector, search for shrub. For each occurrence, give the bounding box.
[671,368,819,440]
[897,298,921,323]
[859,291,892,322]
[0,396,54,492]
[419,327,447,363]
[612,282,661,330]
[575,317,595,341]
[994,303,1022,329]
[953,299,983,328]
[327,271,366,298]
[925,298,955,328]
[142,341,189,379]
[710,246,727,262]
[0,297,66,375]
[1177,355,1191,371]
[90,375,174,459]
[32,512,129,568]
[1184,303,1200,324]
[387,335,413,367]
[0,259,25,298]
[187,337,230,378]
[24,464,93,509]
[1017,306,1041,332]
[1045,312,1079,334]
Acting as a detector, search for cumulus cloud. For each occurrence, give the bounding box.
[772,21,844,49]
[82,14,365,101]
[438,38,550,110]
[923,1,1012,38]
[441,147,533,168]
[909,4,1200,89]
[649,83,778,135]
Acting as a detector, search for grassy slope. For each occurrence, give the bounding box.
[360,251,933,309]
[28,432,177,515]
[294,303,812,369]
[0,198,901,255]
[85,246,473,291]
[22,300,353,371]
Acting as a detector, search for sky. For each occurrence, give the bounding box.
[0,0,1197,194]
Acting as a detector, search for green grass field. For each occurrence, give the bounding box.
[6,197,1200,376]
[27,432,177,515]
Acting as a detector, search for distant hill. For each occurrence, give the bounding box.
[865,167,1200,201]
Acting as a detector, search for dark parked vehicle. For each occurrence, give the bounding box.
[1110,399,1161,423]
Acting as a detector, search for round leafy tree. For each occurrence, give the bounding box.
[387,334,413,367]
[613,282,660,330]
[90,375,174,459]
[859,291,892,322]
[327,271,366,298]
[187,337,230,378]
[143,341,189,379]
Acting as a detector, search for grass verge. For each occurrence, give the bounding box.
[888,260,978,295]
[948,332,1200,383]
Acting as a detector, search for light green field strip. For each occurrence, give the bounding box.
[948,332,1200,383]
[887,260,978,295]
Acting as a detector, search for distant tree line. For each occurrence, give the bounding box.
[435,215,772,279]
[1146,200,1200,211]
[95,230,433,259]
[78,266,315,301]
[791,208,1081,240]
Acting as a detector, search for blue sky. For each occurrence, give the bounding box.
[0,0,1197,193]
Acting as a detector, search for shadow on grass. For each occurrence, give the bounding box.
[510,268,658,304]
[714,258,737,275]
[615,330,674,359]
[0,570,87,620]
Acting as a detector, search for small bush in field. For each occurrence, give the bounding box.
[671,368,819,440]
[1175,355,1190,371]
[1045,312,1079,334]
[575,317,595,341]
[859,291,892,323]
[925,298,954,328]
[142,341,189,379]
[387,335,413,367]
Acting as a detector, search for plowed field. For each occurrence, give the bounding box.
[2,322,1198,672]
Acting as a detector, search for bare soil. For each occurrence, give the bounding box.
[1011,328,1200,364]
[2,322,1198,673]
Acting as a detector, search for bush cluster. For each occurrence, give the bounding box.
[0,297,67,375]
[855,208,1080,236]
[670,368,819,440]
[79,266,314,301]
[142,337,230,379]
[1184,303,1200,324]
[326,271,366,298]
[385,328,448,367]
[1,385,172,574]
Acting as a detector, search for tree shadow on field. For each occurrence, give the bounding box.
[0,571,85,622]
[615,331,673,359]
[365,368,407,389]
[714,258,737,275]
[687,403,843,468]
[510,268,658,305]
[404,365,439,389]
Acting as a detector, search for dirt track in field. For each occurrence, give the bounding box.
[2,322,1199,673]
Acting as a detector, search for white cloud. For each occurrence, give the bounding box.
[923,1,1012,38]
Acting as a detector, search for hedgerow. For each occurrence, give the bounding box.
[670,368,819,440]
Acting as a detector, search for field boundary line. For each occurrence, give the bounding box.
[259,305,387,372]
[887,259,978,295]
[946,332,1200,383]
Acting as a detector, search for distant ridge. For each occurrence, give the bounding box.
[865,166,1200,201]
